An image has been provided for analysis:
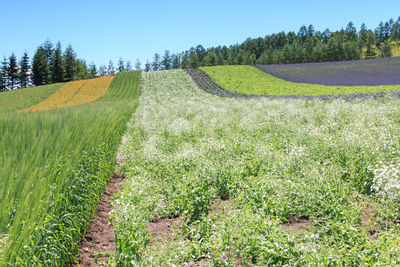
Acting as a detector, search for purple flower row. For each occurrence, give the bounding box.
[186,68,400,101]
[253,57,400,86]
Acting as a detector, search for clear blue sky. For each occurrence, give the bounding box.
[0,0,399,67]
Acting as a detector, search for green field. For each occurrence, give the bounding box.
[0,71,141,265]
[111,70,400,265]
[200,65,400,96]
[0,83,64,112]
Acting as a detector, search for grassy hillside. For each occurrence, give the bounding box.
[0,71,141,265]
[0,83,64,112]
[200,65,400,96]
[111,70,400,265]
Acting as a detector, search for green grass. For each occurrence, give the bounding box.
[200,65,400,96]
[111,69,400,265]
[0,83,64,112]
[0,71,141,265]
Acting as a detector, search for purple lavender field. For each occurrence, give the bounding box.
[253,57,400,86]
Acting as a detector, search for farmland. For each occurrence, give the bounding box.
[0,71,140,265]
[200,65,400,96]
[254,57,400,86]
[111,70,400,265]
[21,76,114,112]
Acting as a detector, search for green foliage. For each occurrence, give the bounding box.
[111,70,400,265]
[0,71,141,265]
[200,65,400,96]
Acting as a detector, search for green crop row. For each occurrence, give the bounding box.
[0,83,64,112]
[111,70,400,265]
[0,71,141,265]
[200,65,400,96]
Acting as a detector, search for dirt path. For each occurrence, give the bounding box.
[73,172,123,266]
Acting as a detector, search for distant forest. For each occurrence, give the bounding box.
[1,16,399,91]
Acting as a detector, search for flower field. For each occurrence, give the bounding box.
[254,57,400,86]
[20,76,114,112]
[200,65,400,96]
[111,70,400,265]
[0,71,140,265]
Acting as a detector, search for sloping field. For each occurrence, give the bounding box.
[254,57,400,86]
[201,65,400,96]
[0,83,64,112]
[111,70,400,265]
[21,76,114,112]
[0,71,140,265]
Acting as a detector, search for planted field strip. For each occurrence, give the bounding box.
[111,70,400,265]
[0,71,140,266]
[21,76,114,112]
[200,65,400,96]
[254,57,400,86]
[0,83,64,112]
[188,68,400,100]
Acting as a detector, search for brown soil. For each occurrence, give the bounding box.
[146,216,184,244]
[283,215,309,233]
[360,204,380,241]
[72,172,123,266]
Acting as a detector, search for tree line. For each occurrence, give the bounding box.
[0,40,136,91]
[145,16,400,71]
[1,16,399,91]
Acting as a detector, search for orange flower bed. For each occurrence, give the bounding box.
[20,76,114,112]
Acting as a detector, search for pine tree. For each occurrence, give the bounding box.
[161,50,171,70]
[108,60,116,76]
[43,39,54,83]
[8,53,19,90]
[99,65,107,77]
[135,59,141,70]
[172,54,181,69]
[64,45,77,81]
[89,63,98,78]
[0,57,7,91]
[144,60,151,72]
[152,53,161,71]
[118,58,125,72]
[19,51,30,88]
[75,59,89,80]
[50,42,64,83]
[126,61,132,71]
[32,47,48,86]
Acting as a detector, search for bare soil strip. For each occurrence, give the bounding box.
[73,172,123,266]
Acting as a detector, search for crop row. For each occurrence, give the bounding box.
[200,66,400,99]
[110,70,400,265]
[20,76,114,112]
[254,57,400,86]
[0,71,141,265]
[187,67,400,100]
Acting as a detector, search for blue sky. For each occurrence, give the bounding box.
[0,0,399,67]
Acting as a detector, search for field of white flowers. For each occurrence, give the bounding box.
[112,69,400,265]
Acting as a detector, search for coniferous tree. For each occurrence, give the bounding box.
[50,42,64,83]
[8,53,19,90]
[19,51,30,88]
[43,39,54,83]
[32,47,47,86]
[99,65,107,77]
[108,60,116,76]
[135,59,141,70]
[152,53,161,71]
[144,60,151,72]
[172,54,181,69]
[118,58,125,72]
[161,50,171,70]
[75,59,89,80]
[126,61,132,71]
[89,63,98,78]
[64,45,77,81]
[0,57,8,91]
